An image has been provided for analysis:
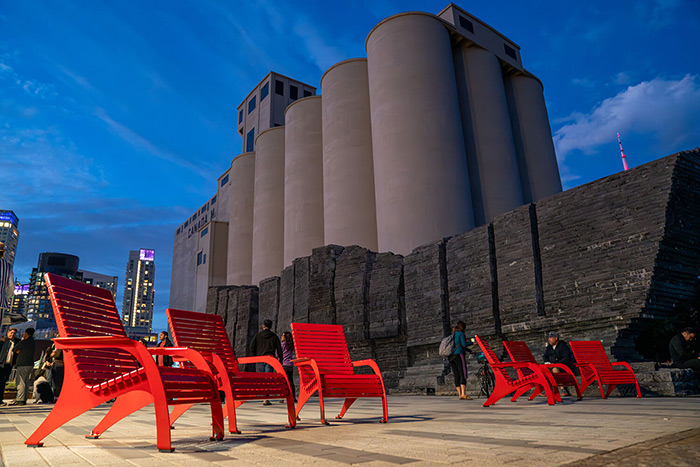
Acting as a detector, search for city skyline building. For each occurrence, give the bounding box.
[10,283,29,317]
[80,269,119,299]
[0,210,19,268]
[26,252,82,322]
[122,249,156,331]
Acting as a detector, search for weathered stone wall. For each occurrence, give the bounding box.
[207,150,700,395]
[206,285,259,359]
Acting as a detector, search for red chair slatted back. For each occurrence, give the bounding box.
[474,335,514,382]
[291,323,353,384]
[166,308,239,371]
[45,273,139,385]
[569,341,613,371]
[503,341,537,363]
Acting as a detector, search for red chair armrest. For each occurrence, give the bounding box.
[238,356,286,375]
[55,336,164,387]
[352,359,382,376]
[611,362,634,372]
[491,361,538,370]
[147,347,216,378]
[576,362,599,374]
[543,363,572,372]
[53,336,134,348]
[292,357,322,380]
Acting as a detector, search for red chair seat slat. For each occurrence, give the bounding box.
[474,335,559,407]
[569,341,641,398]
[291,322,388,424]
[503,340,582,400]
[166,308,296,432]
[24,273,224,452]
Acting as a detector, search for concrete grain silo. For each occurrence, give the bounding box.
[284,96,325,266]
[504,73,563,203]
[453,45,523,225]
[251,127,286,284]
[226,152,256,285]
[321,58,378,251]
[366,13,474,255]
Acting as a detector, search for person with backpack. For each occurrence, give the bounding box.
[442,321,473,400]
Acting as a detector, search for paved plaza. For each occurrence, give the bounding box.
[1,395,699,466]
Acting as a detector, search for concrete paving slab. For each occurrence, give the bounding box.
[1,395,699,466]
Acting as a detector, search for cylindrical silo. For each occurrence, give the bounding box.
[453,45,523,225]
[251,127,285,284]
[504,73,562,202]
[366,13,473,255]
[227,152,255,285]
[321,58,378,251]
[284,96,324,266]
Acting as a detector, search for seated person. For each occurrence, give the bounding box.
[669,327,700,372]
[543,331,574,395]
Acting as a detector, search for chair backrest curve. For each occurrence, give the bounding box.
[167,308,239,372]
[291,323,353,382]
[45,273,138,385]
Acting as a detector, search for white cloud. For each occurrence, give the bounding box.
[93,107,213,179]
[0,60,56,99]
[553,74,700,161]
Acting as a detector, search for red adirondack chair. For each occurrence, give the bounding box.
[503,340,582,401]
[291,322,388,424]
[166,308,295,433]
[474,335,558,407]
[25,274,224,452]
[569,341,641,398]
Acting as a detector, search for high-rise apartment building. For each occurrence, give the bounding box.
[26,253,82,321]
[0,210,19,268]
[80,269,119,299]
[122,249,155,331]
[10,283,29,316]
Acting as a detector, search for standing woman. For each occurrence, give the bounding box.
[449,321,472,400]
[281,332,296,402]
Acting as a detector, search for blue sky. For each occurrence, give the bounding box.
[1,0,699,332]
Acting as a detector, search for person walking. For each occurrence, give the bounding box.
[249,319,282,405]
[281,331,296,402]
[156,331,173,367]
[0,328,19,403]
[448,321,472,400]
[10,328,35,405]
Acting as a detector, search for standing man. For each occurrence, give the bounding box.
[669,328,700,372]
[249,319,282,405]
[0,328,19,403]
[543,331,574,396]
[10,327,35,405]
[156,331,173,367]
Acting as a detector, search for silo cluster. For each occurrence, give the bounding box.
[226,5,562,286]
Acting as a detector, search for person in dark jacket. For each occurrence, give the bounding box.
[10,328,35,405]
[448,321,473,400]
[250,319,282,405]
[156,331,174,367]
[543,331,574,396]
[0,328,19,403]
[669,328,700,372]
